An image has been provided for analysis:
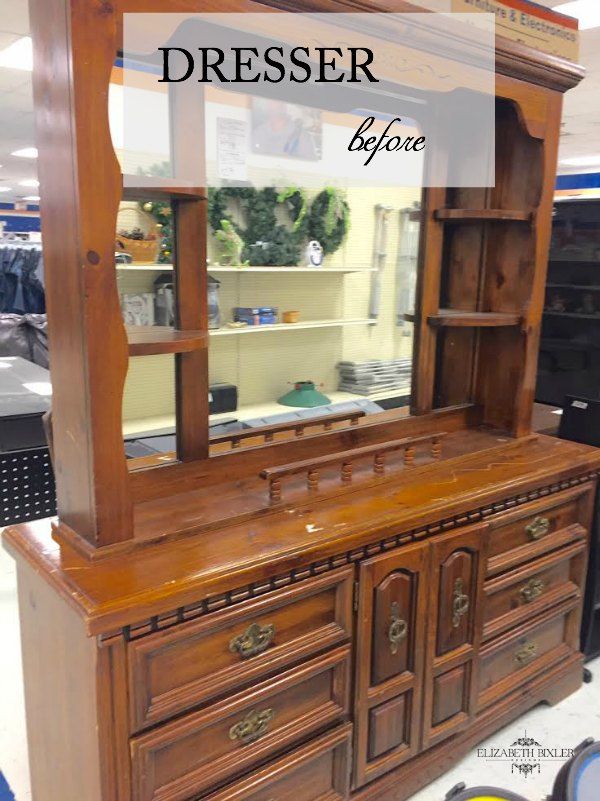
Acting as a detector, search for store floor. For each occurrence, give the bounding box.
[1,543,598,801]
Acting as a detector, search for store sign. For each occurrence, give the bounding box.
[451,0,580,60]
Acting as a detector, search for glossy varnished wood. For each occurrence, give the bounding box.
[130,646,350,801]
[128,566,353,730]
[5,435,600,636]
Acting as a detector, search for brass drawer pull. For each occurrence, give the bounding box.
[525,516,550,541]
[229,708,275,745]
[389,601,408,654]
[515,642,538,666]
[452,578,470,628]
[520,578,545,604]
[229,622,275,659]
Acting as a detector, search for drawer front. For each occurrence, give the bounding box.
[200,725,352,801]
[128,567,353,730]
[130,646,350,801]
[478,598,580,710]
[483,539,587,642]
[486,485,592,577]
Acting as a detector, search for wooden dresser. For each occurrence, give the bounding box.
[4,2,596,801]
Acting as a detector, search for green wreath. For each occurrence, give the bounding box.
[306,188,350,256]
[208,186,350,265]
[208,187,307,266]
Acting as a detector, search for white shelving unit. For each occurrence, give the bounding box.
[116,263,377,274]
[211,318,376,336]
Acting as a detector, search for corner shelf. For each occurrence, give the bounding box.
[211,318,376,336]
[434,208,532,223]
[427,310,521,328]
[127,327,207,356]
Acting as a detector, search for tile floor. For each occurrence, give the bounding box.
[1,542,599,801]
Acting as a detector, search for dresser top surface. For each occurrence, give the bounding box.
[4,433,600,635]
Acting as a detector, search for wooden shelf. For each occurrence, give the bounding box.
[210,318,376,336]
[116,263,377,274]
[122,175,206,201]
[427,310,521,328]
[434,208,532,223]
[127,327,207,356]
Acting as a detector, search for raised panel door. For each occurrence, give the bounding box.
[422,524,488,749]
[353,541,429,789]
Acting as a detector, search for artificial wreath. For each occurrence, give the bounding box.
[208,185,349,265]
[208,186,308,266]
[306,188,350,256]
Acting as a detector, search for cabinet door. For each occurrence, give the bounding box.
[353,541,429,789]
[421,524,487,749]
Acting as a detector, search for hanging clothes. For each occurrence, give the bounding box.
[0,244,45,314]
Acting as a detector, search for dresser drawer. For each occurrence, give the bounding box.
[128,567,353,730]
[486,485,592,577]
[200,725,352,801]
[478,598,580,710]
[482,539,587,642]
[130,646,350,801]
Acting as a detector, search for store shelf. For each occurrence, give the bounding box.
[427,310,521,328]
[211,318,376,336]
[546,283,600,291]
[127,327,207,356]
[122,175,206,201]
[543,311,600,320]
[116,263,377,274]
[434,208,532,223]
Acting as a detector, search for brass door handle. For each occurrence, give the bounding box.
[389,601,408,654]
[520,578,545,604]
[229,708,275,745]
[515,642,538,666]
[452,578,470,628]
[229,622,275,659]
[525,516,550,541]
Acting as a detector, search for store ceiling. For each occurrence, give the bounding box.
[0,0,598,202]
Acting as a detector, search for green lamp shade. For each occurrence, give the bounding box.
[278,381,331,408]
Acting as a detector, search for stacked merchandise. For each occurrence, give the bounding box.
[233,306,278,325]
[337,358,411,397]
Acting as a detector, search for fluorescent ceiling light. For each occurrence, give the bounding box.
[11,147,38,159]
[554,1,600,30]
[18,179,39,187]
[0,187,12,193]
[560,154,600,167]
[23,195,40,201]
[0,36,33,71]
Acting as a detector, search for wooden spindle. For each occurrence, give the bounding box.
[307,468,319,492]
[341,460,353,484]
[324,421,333,431]
[373,451,385,475]
[265,432,274,443]
[351,415,360,426]
[231,437,241,449]
[295,425,305,437]
[404,445,415,466]
[269,477,282,504]
[431,437,442,459]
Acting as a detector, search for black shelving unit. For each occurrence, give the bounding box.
[537,200,600,406]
